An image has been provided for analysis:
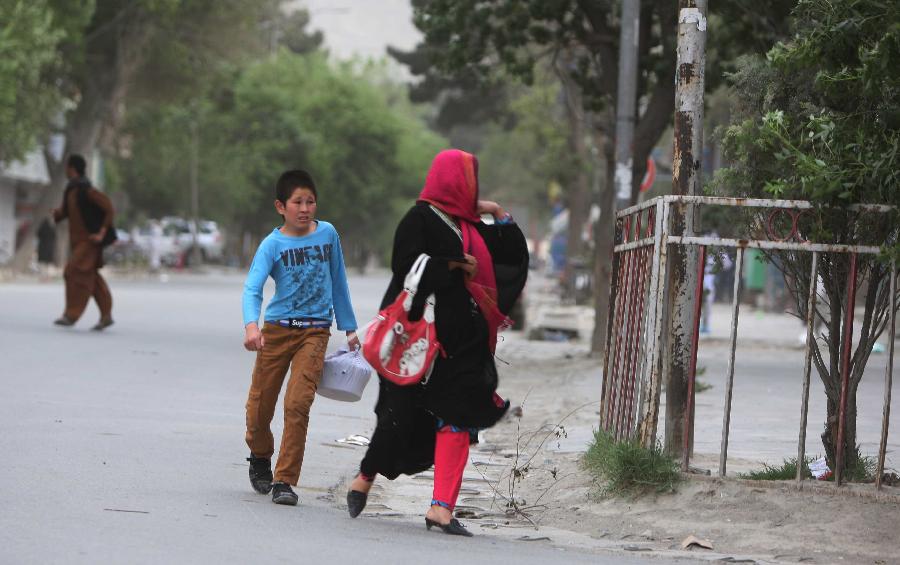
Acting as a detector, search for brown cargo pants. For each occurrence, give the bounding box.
[245,323,330,485]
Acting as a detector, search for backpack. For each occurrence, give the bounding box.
[362,253,443,386]
[75,182,117,247]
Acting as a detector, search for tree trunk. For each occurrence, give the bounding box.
[556,57,592,300]
[591,144,617,357]
[10,12,154,272]
[821,383,859,476]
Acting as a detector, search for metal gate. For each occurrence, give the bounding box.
[600,195,897,489]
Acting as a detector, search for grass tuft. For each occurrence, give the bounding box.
[741,449,877,482]
[582,429,681,496]
[740,458,811,480]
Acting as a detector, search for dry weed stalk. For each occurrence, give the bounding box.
[470,390,598,529]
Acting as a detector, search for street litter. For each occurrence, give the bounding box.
[809,457,832,480]
[516,535,551,542]
[681,535,713,550]
[335,434,370,446]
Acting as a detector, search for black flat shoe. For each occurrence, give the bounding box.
[425,517,473,537]
[347,490,367,518]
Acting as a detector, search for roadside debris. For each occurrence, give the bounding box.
[335,434,370,446]
[809,457,832,481]
[681,535,713,550]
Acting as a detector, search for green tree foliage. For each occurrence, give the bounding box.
[477,70,579,218]
[0,0,68,162]
[12,0,282,268]
[111,53,446,266]
[716,1,899,209]
[387,43,512,148]
[406,0,679,205]
[712,0,899,473]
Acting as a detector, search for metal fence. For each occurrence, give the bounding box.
[600,195,897,489]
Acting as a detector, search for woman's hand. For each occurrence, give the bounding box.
[477,200,505,218]
[450,253,478,281]
[244,322,265,351]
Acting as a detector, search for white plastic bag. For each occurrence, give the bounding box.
[809,456,832,480]
[318,347,373,402]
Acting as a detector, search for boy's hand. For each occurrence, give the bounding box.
[244,323,265,351]
[346,331,360,351]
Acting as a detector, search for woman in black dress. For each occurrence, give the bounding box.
[347,149,528,536]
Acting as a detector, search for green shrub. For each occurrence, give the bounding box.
[582,429,681,496]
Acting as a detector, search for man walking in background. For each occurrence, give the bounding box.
[52,154,115,330]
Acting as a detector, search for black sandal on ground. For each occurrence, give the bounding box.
[347,490,367,518]
[425,517,473,537]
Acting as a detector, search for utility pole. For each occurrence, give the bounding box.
[594,0,642,358]
[614,0,641,211]
[664,0,707,457]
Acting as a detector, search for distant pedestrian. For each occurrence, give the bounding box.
[700,238,732,335]
[346,149,529,537]
[37,218,56,264]
[242,169,359,506]
[36,218,56,278]
[52,154,115,330]
[147,220,163,272]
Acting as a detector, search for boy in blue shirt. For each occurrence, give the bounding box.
[242,169,359,506]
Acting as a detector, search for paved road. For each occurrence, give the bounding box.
[0,272,673,565]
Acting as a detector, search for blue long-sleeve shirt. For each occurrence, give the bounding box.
[242,222,358,331]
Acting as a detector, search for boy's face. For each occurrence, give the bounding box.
[275,186,317,235]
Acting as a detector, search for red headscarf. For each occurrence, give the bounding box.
[418,149,509,352]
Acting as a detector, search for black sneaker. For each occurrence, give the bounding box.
[272,482,298,506]
[247,456,273,494]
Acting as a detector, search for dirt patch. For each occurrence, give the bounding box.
[477,341,900,564]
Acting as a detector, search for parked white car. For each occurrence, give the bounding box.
[181,219,225,262]
[132,217,225,266]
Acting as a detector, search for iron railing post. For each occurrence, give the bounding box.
[719,247,745,477]
[875,259,896,490]
[682,244,707,472]
[796,252,820,485]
